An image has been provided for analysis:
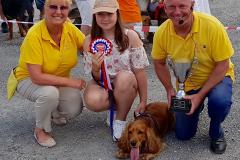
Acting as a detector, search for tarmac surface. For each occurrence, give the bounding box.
[0,0,240,159]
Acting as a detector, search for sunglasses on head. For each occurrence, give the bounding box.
[48,5,69,11]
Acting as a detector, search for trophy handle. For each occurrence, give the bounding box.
[167,56,178,76]
[187,56,198,78]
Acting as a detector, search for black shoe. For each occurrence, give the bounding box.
[210,136,227,154]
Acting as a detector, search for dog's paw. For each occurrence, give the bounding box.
[115,150,129,159]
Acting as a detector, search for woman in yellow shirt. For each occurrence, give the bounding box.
[14,0,85,147]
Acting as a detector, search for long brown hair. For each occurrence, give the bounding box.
[91,10,129,53]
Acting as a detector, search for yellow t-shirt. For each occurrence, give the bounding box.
[151,12,234,92]
[15,20,85,80]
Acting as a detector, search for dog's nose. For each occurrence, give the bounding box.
[130,140,137,147]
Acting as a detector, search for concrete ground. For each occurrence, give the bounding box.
[0,0,240,159]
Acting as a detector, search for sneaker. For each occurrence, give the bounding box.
[106,110,116,127]
[113,120,126,142]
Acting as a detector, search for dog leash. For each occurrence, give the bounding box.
[134,112,162,135]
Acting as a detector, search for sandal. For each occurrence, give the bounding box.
[34,131,56,147]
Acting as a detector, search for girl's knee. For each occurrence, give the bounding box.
[83,89,109,112]
[114,71,137,91]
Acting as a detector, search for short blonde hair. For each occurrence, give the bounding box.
[45,0,72,6]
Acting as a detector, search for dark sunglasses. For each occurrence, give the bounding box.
[48,5,69,11]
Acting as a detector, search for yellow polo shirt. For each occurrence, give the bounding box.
[151,12,234,92]
[15,20,85,80]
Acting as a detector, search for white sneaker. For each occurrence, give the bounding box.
[113,120,126,142]
[106,111,116,127]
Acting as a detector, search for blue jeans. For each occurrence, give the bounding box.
[175,76,233,140]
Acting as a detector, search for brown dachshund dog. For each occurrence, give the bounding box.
[116,102,175,160]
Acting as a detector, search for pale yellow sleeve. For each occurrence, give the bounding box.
[20,33,43,65]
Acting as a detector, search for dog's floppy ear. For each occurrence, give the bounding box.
[146,127,162,153]
[117,123,131,152]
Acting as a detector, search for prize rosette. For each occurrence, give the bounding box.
[90,38,113,56]
[90,38,113,90]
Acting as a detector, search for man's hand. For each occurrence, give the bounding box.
[184,93,205,115]
[166,87,176,108]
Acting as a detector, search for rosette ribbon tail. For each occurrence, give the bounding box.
[100,60,115,135]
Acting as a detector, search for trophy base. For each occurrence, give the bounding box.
[170,97,191,113]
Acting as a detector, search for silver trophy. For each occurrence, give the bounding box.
[167,56,197,112]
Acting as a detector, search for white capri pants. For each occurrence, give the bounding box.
[17,78,84,132]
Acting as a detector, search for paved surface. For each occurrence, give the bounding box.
[0,0,240,159]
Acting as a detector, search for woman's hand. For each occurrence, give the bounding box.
[69,78,86,90]
[91,52,105,72]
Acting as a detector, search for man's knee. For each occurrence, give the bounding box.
[175,124,197,140]
[208,77,232,116]
[175,112,199,140]
[208,97,232,119]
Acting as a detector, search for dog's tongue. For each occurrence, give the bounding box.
[130,148,139,160]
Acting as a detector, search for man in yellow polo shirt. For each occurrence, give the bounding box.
[151,0,234,154]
